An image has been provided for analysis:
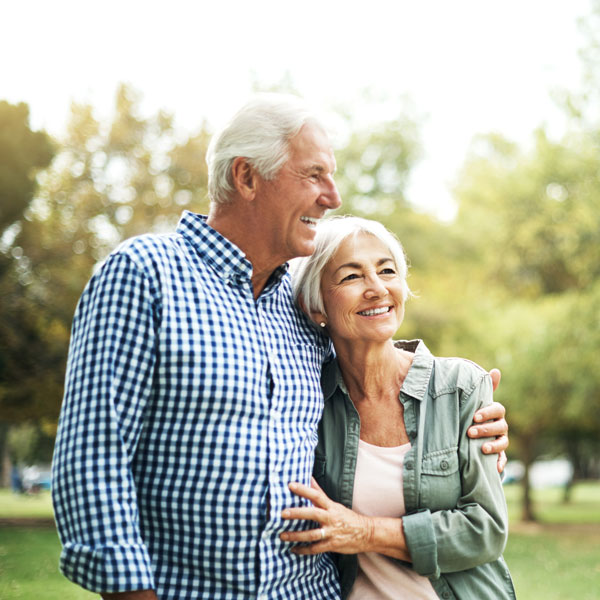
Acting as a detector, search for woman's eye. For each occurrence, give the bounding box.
[340,273,359,282]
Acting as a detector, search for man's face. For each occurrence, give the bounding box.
[254,123,341,263]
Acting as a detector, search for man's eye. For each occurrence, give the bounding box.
[380,268,396,275]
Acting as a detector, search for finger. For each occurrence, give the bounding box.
[291,542,328,555]
[481,434,509,455]
[311,477,324,492]
[288,481,331,509]
[497,451,508,474]
[473,401,506,424]
[280,527,326,544]
[468,417,508,439]
[281,506,325,522]
[489,368,501,391]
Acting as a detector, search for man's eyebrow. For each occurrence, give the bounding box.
[333,257,393,274]
[302,164,326,174]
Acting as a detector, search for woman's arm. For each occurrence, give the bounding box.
[404,373,508,577]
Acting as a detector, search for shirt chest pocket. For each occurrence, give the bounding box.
[420,446,461,510]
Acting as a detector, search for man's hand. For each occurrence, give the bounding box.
[469,368,509,473]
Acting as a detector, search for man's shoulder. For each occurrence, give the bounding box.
[101,231,199,275]
[112,231,182,263]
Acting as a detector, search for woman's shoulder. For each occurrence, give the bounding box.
[431,355,490,401]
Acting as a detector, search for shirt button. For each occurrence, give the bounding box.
[442,591,451,599]
[440,460,449,471]
[405,462,414,471]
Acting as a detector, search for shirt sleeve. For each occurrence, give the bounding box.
[52,252,159,593]
[402,372,509,578]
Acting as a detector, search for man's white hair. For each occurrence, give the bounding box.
[206,93,325,205]
[291,216,412,319]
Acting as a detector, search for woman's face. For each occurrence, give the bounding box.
[315,232,405,344]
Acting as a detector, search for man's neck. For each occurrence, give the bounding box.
[207,204,285,300]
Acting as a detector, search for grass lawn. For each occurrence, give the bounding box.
[1,485,599,599]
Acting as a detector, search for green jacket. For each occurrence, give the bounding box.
[313,340,516,600]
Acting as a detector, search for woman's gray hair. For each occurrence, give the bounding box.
[291,216,412,318]
[206,94,324,205]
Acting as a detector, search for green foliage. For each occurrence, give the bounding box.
[0,84,212,430]
[0,101,54,232]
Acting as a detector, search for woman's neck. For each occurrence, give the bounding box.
[333,338,412,403]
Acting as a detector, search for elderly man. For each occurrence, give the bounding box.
[52,95,508,600]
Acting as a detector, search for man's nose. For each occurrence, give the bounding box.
[318,176,342,209]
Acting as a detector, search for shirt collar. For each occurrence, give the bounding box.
[177,211,289,289]
[321,339,434,403]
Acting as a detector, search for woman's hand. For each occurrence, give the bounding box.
[280,478,374,555]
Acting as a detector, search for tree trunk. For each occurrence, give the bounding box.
[0,423,11,488]
[520,438,537,522]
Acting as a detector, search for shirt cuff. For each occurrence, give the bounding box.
[402,509,440,579]
[60,541,155,593]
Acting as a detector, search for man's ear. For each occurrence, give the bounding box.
[231,157,257,201]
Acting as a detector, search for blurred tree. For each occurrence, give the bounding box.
[0,101,54,233]
[0,84,212,462]
[0,101,54,486]
[448,126,600,520]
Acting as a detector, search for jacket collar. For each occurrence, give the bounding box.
[321,339,434,403]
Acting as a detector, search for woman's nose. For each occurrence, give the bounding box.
[364,275,388,297]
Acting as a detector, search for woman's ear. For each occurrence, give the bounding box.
[298,294,327,329]
[231,157,257,201]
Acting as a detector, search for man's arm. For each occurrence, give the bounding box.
[52,252,158,594]
[469,368,509,472]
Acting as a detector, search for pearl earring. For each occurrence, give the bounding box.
[320,322,326,328]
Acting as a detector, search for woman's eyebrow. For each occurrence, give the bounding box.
[333,257,393,274]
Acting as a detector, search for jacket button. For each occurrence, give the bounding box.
[442,592,451,599]
[440,460,449,471]
[405,462,414,471]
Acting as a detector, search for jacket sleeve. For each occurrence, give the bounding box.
[51,252,158,593]
[402,372,509,578]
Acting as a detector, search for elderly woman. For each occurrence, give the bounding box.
[280,216,515,600]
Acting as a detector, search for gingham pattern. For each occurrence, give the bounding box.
[52,211,340,600]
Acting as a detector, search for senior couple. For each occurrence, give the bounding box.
[52,95,515,599]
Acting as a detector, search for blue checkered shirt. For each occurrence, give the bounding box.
[52,211,341,599]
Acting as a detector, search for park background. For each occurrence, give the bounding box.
[1,1,600,598]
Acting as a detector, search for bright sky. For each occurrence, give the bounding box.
[2,0,592,219]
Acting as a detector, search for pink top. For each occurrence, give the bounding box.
[348,439,438,600]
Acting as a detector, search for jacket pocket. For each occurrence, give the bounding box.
[420,446,461,509]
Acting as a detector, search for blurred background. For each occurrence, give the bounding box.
[1,1,599,598]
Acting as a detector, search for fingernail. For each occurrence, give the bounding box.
[474,414,482,422]
[282,510,290,518]
[483,444,491,452]
[469,428,478,436]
